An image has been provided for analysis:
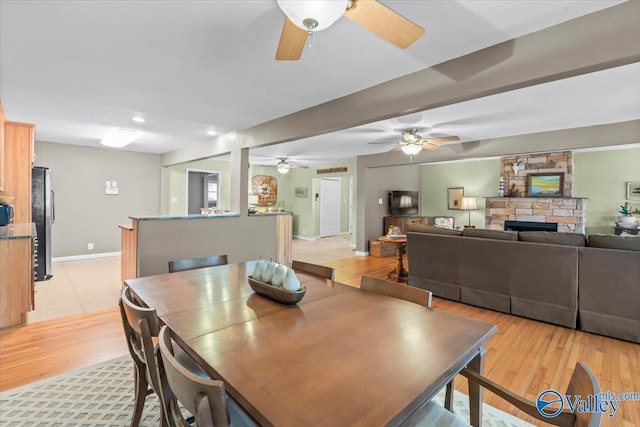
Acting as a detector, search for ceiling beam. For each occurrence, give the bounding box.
[161,1,640,167]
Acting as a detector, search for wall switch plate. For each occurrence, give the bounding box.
[112,181,118,188]
[105,180,111,188]
[378,198,383,205]
[105,188,119,195]
[88,243,94,250]
[170,196,178,203]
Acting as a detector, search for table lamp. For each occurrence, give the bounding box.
[460,197,478,228]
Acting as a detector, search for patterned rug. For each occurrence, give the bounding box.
[0,356,533,426]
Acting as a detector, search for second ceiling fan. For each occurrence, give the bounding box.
[275,0,425,60]
[369,128,460,155]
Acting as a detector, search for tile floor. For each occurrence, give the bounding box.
[27,236,356,324]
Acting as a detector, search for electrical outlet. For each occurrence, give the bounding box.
[88,243,94,250]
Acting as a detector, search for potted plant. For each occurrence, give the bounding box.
[618,203,636,224]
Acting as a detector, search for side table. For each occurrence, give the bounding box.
[378,236,407,282]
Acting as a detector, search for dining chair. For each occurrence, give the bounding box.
[119,286,167,427]
[291,259,335,280]
[120,287,208,427]
[168,254,228,273]
[158,325,256,427]
[360,275,432,307]
[459,362,602,427]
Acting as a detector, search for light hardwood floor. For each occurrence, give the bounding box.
[1,240,638,427]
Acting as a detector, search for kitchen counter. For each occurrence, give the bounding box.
[129,212,240,221]
[0,223,36,240]
[249,211,293,216]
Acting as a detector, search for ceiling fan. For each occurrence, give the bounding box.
[272,157,309,174]
[369,128,460,155]
[275,0,425,61]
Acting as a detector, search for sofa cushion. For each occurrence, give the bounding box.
[519,231,586,247]
[462,228,518,241]
[406,224,462,236]
[588,234,640,251]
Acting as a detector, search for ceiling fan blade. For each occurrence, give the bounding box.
[421,143,441,151]
[275,18,308,61]
[289,165,309,169]
[423,136,460,144]
[344,0,425,49]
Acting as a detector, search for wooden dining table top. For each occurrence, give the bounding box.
[125,261,497,427]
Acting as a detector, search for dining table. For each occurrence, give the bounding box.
[125,261,497,427]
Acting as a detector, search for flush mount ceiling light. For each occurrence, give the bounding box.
[276,0,348,32]
[131,116,145,123]
[206,129,218,136]
[100,128,140,148]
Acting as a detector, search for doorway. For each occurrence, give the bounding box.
[186,169,220,214]
[319,178,341,237]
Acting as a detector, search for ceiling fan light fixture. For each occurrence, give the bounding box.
[277,162,291,174]
[276,0,348,31]
[400,142,422,156]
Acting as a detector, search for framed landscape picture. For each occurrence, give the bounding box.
[527,173,563,197]
[448,187,464,210]
[626,181,640,201]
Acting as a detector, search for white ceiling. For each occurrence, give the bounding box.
[1,0,636,165]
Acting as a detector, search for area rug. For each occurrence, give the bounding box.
[0,356,533,426]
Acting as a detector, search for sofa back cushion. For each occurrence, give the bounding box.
[519,231,586,247]
[587,234,640,251]
[406,224,462,236]
[462,228,518,241]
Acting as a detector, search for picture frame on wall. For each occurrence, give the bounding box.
[626,181,640,201]
[448,187,464,210]
[294,187,308,198]
[527,173,564,197]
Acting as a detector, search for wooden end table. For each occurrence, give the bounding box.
[378,235,408,282]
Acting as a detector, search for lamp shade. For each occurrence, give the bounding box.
[460,197,477,210]
[276,0,348,31]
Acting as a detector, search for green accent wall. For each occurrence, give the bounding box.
[168,160,356,241]
[421,159,500,229]
[574,147,640,234]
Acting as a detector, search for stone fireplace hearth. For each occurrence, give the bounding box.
[486,197,586,233]
[485,151,586,233]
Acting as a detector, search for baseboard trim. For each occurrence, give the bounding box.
[52,251,121,263]
[354,251,369,257]
[293,235,318,241]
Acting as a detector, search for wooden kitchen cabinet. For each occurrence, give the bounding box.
[0,225,36,328]
[0,103,5,192]
[2,121,35,224]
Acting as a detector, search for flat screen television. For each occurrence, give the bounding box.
[388,191,419,216]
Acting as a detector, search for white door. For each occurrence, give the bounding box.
[319,178,340,237]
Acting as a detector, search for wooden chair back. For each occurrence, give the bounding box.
[565,362,602,427]
[360,275,432,308]
[460,362,602,427]
[291,260,335,280]
[158,325,230,427]
[119,287,166,425]
[168,254,228,273]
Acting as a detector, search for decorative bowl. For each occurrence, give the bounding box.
[247,277,306,305]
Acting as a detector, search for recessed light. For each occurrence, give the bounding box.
[132,116,145,123]
[207,130,217,136]
[100,129,141,148]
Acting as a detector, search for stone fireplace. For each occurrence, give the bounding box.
[485,151,587,233]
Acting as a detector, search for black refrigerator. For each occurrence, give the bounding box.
[32,166,54,281]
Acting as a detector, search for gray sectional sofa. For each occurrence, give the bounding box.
[406,226,640,343]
